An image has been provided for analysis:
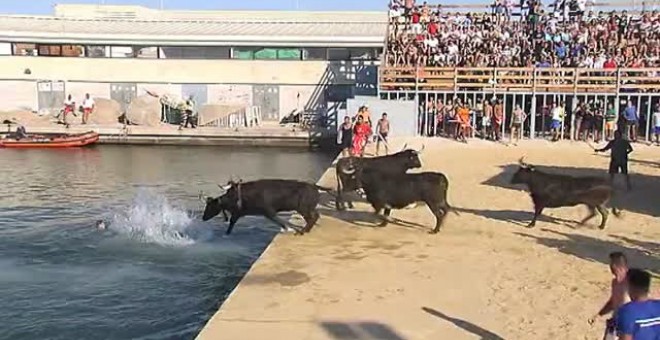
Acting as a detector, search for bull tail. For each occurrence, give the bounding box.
[446,201,460,216]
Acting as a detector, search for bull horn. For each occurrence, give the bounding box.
[400,143,408,151]
[217,183,232,191]
[341,167,356,175]
[518,157,528,167]
[417,144,425,153]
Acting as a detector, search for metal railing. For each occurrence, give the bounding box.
[379,67,660,94]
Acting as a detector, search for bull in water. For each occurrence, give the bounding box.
[335,144,423,211]
[347,166,456,234]
[511,157,621,229]
[202,179,334,235]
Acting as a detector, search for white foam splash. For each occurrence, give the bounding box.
[109,189,195,247]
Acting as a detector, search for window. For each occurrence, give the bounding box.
[12,43,37,56]
[327,48,351,61]
[0,43,11,55]
[276,48,301,60]
[85,45,107,58]
[232,47,258,60]
[110,46,134,58]
[134,46,158,58]
[254,48,278,60]
[349,48,380,60]
[159,47,230,59]
[303,48,327,60]
[61,45,84,57]
[38,45,61,56]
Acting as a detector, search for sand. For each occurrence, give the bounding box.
[197,138,660,340]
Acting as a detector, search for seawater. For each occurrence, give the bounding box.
[0,145,332,340]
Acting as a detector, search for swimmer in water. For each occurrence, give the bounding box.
[95,220,108,231]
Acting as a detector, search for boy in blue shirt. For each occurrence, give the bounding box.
[616,268,660,340]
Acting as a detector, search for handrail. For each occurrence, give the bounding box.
[379,66,660,93]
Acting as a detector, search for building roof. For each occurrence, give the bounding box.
[0,5,387,47]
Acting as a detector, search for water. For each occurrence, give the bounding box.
[0,145,333,340]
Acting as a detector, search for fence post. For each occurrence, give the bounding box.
[615,69,621,132]
[530,68,537,139]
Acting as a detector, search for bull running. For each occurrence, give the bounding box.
[199,144,625,236]
[335,143,423,211]
[511,157,621,229]
[201,179,335,235]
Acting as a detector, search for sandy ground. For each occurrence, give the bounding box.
[197,138,660,340]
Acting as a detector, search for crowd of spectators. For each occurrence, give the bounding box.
[386,0,660,69]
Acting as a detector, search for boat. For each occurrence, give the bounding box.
[0,131,100,148]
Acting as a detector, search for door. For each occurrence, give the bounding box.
[253,85,280,121]
[110,83,137,112]
[37,80,65,114]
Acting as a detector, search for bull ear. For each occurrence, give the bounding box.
[206,197,214,203]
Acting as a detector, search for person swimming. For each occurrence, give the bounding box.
[95,220,108,231]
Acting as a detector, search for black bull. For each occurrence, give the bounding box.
[356,168,456,234]
[511,158,621,229]
[335,147,423,210]
[202,179,334,235]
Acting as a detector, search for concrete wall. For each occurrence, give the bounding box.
[347,96,417,137]
[0,56,378,122]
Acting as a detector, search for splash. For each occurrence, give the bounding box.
[109,189,196,246]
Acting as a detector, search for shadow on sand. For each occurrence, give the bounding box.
[318,321,406,340]
[421,307,505,340]
[515,229,660,275]
[482,164,660,218]
[317,192,432,232]
[453,207,578,228]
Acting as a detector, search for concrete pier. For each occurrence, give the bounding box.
[196,138,660,340]
[13,124,314,147]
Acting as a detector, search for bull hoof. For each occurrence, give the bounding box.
[598,225,606,230]
[347,202,354,209]
[378,221,388,227]
[526,223,536,228]
[428,230,439,234]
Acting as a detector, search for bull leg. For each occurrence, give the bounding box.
[430,205,448,234]
[579,205,597,226]
[527,205,544,228]
[596,204,609,230]
[226,215,240,235]
[378,208,392,227]
[264,212,304,235]
[301,210,320,233]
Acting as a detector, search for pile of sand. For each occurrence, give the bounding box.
[89,98,122,125]
[126,95,161,127]
[0,110,52,126]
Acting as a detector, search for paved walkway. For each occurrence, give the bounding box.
[196,138,660,340]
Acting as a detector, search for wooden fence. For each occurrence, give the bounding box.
[379,67,660,94]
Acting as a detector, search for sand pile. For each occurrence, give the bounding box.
[126,95,161,127]
[0,110,52,126]
[89,98,122,125]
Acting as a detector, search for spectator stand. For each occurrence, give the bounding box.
[380,1,660,142]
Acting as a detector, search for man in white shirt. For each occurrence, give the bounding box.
[82,93,95,125]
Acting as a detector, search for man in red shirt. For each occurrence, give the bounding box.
[428,18,438,35]
[604,57,617,69]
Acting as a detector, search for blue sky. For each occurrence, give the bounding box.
[0,0,408,14]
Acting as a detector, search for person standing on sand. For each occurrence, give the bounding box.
[595,130,633,191]
[81,93,95,125]
[337,116,354,157]
[375,112,390,156]
[589,252,630,340]
[510,104,526,145]
[352,115,372,157]
[615,268,660,340]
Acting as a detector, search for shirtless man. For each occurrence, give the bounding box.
[589,252,630,340]
[375,112,391,156]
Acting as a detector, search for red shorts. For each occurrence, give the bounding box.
[83,108,92,114]
[64,106,74,113]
